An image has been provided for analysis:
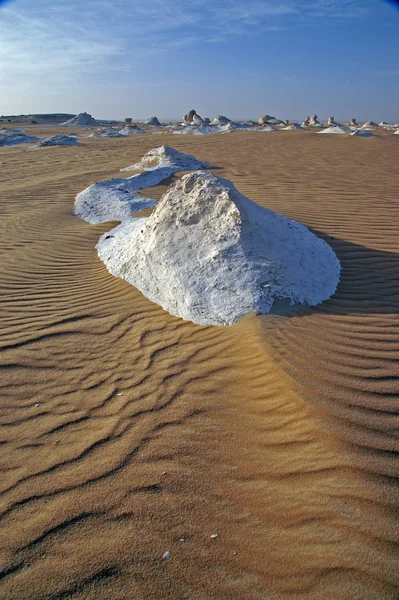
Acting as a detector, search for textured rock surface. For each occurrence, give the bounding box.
[96,171,340,326]
[351,130,374,137]
[75,147,211,224]
[35,135,80,146]
[0,133,39,145]
[184,110,197,124]
[60,112,97,126]
[89,128,123,138]
[119,125,145,135]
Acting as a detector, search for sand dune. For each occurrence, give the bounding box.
[0,126,398,599]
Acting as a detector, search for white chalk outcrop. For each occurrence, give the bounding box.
[96,171,340,326]
[360,121,377,130]
[35,134,80,146]
[75,146,211,224]
[120,146,210,173]
[89,128,123,138]
[119,125,146,135]
[281,124,303,130]
[60,112,97,126]
[351,130,374,137]
[318,126,349,134]
[212,115,230,126]
[394,129,399,135]
[173,125,220,135]
[0,133,39,145]
[145,116,161,126]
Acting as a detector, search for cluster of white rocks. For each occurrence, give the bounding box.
[75,146,341,326]
[74,146,211,224]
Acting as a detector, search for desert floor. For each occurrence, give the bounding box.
[0,126,398,600]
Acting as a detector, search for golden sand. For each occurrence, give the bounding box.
[0,126,398,599]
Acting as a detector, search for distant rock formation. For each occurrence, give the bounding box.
[351,130,374,137]
[318,126,349,134]
[204,117,211,124]
[192,113,205,126]
[302,116,310,127]
[119,125,146,135]
[184,110,197,124]
[35,134,80,147]
[361,121,377,129]
[212,115,230,126]
[349,118,357,126]
[60,112,97,126]
[125,118,133,124]
[309,114,320,126]
[145,116,161,126]
[258,115,283,126]
[327,116,337,126]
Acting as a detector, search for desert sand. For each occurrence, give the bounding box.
[0,124,398,600]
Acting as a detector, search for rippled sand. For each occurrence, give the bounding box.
[0,126,398,600]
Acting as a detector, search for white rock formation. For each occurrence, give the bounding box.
[60,112,97,126]
[327,116,338,126]
[184,110,197,124]
[35,135,80,146]
[0,133,39,145]
[211,115,230,126]
[318,126,349,134]
[281,124,303,130]
[360,121,377,129]
[120,146,210,173]
[75,146,211,224]
[350,130,374,137]
[394,129,399,135]
[96,171,340,326]
[302,116,310,127]
[145,116,161,126]
[89,128,123,138]
[349,119,357,127]
[119,125,145,135]
[309,114,320,126]
[192,113,205,126]
[172,125,221,135]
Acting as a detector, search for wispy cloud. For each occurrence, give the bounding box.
[0,0,386,85]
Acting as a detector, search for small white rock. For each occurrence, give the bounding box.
[210,534,218,539]
[117,393,123,396]
[162,551,170,560]
[35,403,40,407]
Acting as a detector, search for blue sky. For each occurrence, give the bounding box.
[0,0,398,121]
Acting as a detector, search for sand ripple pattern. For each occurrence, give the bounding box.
[0,131,398,599]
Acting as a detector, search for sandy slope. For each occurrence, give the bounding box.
[0,127,398,600]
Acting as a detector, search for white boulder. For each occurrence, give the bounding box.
[96,171,340,326]
[318,126,349,134]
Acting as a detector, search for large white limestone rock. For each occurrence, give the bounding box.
[96,171,340,326]
[75,146,211,224]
